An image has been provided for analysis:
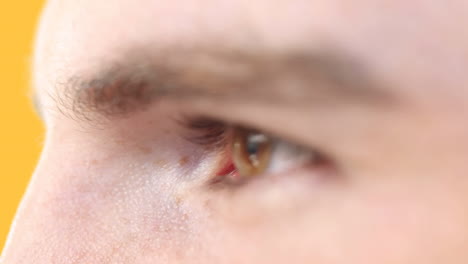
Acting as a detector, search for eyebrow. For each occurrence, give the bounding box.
[52,47,394,120]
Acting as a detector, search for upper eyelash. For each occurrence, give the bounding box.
[179,116,229,149]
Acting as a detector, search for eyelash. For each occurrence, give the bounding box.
[181,116,230,149]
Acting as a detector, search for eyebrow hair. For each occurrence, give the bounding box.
[53,47,394,120]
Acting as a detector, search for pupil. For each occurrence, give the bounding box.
[246,133,267,155]
[247,140,259,155]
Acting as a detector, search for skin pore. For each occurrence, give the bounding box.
[3,0,468,263]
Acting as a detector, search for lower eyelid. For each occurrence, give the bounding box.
[205,165,333,223]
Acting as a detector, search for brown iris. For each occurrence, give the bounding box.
[232,127,273,177]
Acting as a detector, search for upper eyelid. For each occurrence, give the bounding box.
[179,115,311,155]
[178,115,306,151]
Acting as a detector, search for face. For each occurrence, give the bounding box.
[3,0,468,263]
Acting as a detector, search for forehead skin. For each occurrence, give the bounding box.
[35,0,468,115]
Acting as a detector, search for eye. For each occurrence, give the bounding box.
[180,116,329,186]
[215,127,324,186]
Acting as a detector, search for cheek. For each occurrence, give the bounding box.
[194,176,468,263]
[314,183,468,263]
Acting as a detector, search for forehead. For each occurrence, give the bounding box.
[35,0,468,106]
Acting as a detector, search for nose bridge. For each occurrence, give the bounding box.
[1,180,63,260]
[0,152,117,262]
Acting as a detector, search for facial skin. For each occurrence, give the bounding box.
[3,0,468,263]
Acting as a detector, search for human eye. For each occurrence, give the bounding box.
[181,116,334,189]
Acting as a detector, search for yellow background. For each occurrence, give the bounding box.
[0,0,45,252]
